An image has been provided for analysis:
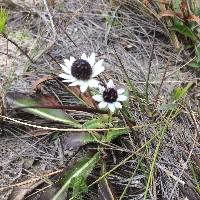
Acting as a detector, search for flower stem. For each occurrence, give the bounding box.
[109,111,113,126]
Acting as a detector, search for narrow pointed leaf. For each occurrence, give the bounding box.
[83,115,110,129]
[0,8,8,33]
[52,153,100,200]
[9,94,80,128]
[188,61,200,68]
[104,129,128,143]
[195,46,200,63]
[158,103,178,111]
[170,20,197,42]
[70,176,88,199]
[171,82,193,102]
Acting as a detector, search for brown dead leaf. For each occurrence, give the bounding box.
[143,0,150,6]
[180,1,187,13]
[159,10,183,19]
[187,14,200,26]
[70,86,97,108]
[32,75,53,91]
[8,180,43,200]
[143,0,170,7]
[47,0,56,7]
[159,10,175,18]
[57,79,97,108]
[39,94,61,107]
[28,129,53,137]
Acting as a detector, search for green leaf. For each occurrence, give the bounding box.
[104,129,128,142]
[70,176,88,200]
[195,46,200,63]
[170,20,197,42]
[82,115,110,129]
[158,103,178,111]
[0,8,8,33]
[171,82,193,102]
[53,153,100,200]
[12,96,81,128]
[80,132,102,143]
[172,0,182,12]
[187,61,200,68]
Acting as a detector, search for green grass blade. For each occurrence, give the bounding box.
[52,153,100,200]
[0,8,8,33]
[119,155,144,200]
[143,108,180,199]
[170,20,198,42]
[171,82,193,102]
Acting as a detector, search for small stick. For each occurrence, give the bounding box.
[153,58,170,109]
[2,33,34,63]
[145,23,156,106]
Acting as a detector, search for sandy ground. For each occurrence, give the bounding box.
[0,0,199,200]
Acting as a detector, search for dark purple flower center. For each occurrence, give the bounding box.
[71,59,92,80]
[103,88,118,103]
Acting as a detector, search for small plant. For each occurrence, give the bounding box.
[139,0,200,69]
[160,0,200,68]
[0,7,34,63]
[8,50,194,199]
[11,52,129,199]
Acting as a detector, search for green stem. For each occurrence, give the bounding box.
[109,111,113,126]
[143,108,181,199]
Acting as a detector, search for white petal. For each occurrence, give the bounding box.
[88,79,99,88]
[62,79,76,83]
[70,56,76,63]
[117,88,125,95]
[81,53,87,60]
[108,103,115,113]
[92,59,104,77]
[117,95,127,101]
[80,83,89,93]
[59,73,74,81]
[88,53,95,66]
[69,80,81,86]
[98,101,108,109]
[60,64,71,74]
[114,102,122,109]
[107,79,115,88]
[63,59,72,69]
[98,85,105,93]
[92,95,103,102]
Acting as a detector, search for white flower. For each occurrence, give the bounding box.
[59,53,104,93]
[92,79,127,113]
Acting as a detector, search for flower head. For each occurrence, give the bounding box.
[92,80,127,112]
[59,53,104,93]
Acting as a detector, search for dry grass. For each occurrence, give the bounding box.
[0,0,199,200]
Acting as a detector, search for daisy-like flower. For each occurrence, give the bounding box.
[59,53,104,93]
[92,80,127,113]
